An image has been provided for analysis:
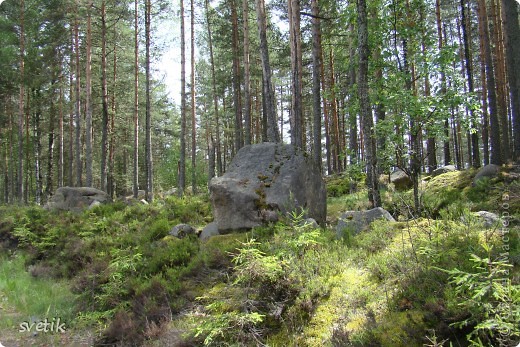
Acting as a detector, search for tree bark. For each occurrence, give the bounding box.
[358,0,381,208]
[231,0,243,151]
[288,0,303,148]
[243,0,252,146]
[502,0,520,161]
[145,0,153,201]
[85,0,93,187]
[191,0,197,194]
[460,0,481,167]
[255,0,280,142]
[490,0,510,162]
[205,0,222,175]
[133,0,139,198]
[18,0,25,202]
[100,0,109,192]
[179,0,187,195]
[311,0,322,170]
[478,0,502,165]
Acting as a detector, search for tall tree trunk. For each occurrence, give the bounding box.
[435,0,450,166]
[145,0,153,201]
[100,0,109,192]
[478,0,502,165]
[133,0,139,198]
[205,0,222,175]
[109,26,118,198]
[477,7,491,165]
[255,0,280,142]
[311,0,322,169]
[288,0,303,148]
[68,27,74,187]
[329,50,341,172]
[358,0,381,207]
[18,0,25,202]
[35,107,42,205]
[179,0,187,195]
[461,0,481,167]
[231,0,243,151]
[85,0,93,187]
[490,0,510,162]
[191,0,197,194]
[320,44,332,173]
[46,80,56,200]
[243,0,252,146]
[58,52,64,188]
[502,0,520,161]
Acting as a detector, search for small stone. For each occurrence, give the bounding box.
[336,207,395,238]
[170,224,196,238]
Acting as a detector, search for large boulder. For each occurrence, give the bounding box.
[473,164,500,184]
[390,169,413,191]
[209,143,326,232]
[45,187,109,212]
[431,165,457,178]
[336,207,395,238]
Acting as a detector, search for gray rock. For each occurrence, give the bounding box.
[88,200,102,210]
[390,169,413,191]
[473,164,500,184]
[431,165,457,177]
[170,224,196,238]
[209,143,326,232]
[474,211,500,228]
[336,207,395,238]
[45,187,109,212]
[199,222,220,241]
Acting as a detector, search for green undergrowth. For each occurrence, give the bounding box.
[0,169,518,346]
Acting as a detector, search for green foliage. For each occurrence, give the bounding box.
[232,239,284,285]
[441,244,519,346]
[194,307,265,346]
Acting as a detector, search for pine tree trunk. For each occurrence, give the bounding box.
[478,0,503,165]
[255,0,279,142]
[179,0,187,195]
[100,0,109,192]
[85,0,93,187]
[311,0,322,169]
[231,0,243,151]
[502,0,520,161]
[133,0,139,198]
[18,0,25,202]
[358,0,381,207]
[243,0,252,146]
[35,99,42,205]
[490,0,510,162]
[191,0,197,194]
[145,0,153,201]
[46,79,56,200]
[461,0,481,167]
[109,27,118,198]
[68,27,74,187]
[288,0,302,148]
[205,0,222,175]
[329,50,341,172]
[58,53,64,188]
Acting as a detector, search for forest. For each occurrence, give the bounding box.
[0,0,518,202]
[0,0,519,345]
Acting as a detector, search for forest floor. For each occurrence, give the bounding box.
[0,166,518,346]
